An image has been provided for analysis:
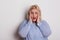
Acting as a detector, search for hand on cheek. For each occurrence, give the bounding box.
[37,14,40,23]
[29,14,32,23]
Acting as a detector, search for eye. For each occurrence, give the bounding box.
[31,12,34,14]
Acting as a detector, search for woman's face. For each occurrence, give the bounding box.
[29,9,39,22]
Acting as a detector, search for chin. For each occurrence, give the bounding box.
[32,20,36,22]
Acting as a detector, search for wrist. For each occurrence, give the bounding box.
[37,21,41,26]
[29,20,32,23]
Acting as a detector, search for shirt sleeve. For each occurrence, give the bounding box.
[37,20,51,38]
[18,20,33,38]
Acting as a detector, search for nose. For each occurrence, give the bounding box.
[33,12,35,17]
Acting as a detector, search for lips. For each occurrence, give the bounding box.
[33,17,36,19]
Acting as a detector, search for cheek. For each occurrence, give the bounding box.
[35,14,38,18]
[29,13,33,17]
[30,14,33,18]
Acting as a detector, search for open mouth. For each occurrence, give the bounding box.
[33,17,36,20]
[33,18,36,19]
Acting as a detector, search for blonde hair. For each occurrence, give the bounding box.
[26,5,41,21]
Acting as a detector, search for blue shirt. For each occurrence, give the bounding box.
[18,19,51,40]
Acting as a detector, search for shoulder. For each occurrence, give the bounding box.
[21,19,28,23]
[40,20,50,30]
[19,19,28,26]
[41,20,49,25]
[41,20,48,23]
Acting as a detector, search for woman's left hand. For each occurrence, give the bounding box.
[37,14,40,23]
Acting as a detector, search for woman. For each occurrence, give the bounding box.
[18,5,51,40]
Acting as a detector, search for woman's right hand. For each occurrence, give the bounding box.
[29,14,32,23]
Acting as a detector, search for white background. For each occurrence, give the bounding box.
[0,0,60,40]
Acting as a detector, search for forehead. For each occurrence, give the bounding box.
[31,8,39,12]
